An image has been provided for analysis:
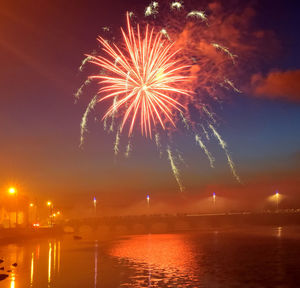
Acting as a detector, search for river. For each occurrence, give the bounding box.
[0,226,299,287]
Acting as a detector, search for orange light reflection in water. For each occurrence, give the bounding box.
[109,234,200,285]
[94,240,98,288]
[10,272,15,288]
[30,252,34,287]
[48,242,52,285]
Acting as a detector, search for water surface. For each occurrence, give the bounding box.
[0,227,299,287]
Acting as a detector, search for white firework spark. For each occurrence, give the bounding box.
[187,10,208,24]
[128,11,134,18]
[114,128,121,156]
[167,146,184,192]
[203,106,216,123]
[180,112,190,130]
[145,1,159,17]
[102,26,110,32]
[201,124,210,140]
[211,43,237,64]
[160,28,171,40]
[209,124,240,182]
[74,79,91,102]
[79,55,93,72]
[155,133,163,158]
[109,96,118,132]
[195,134,214,168]
[176,149,187,166]
[103,115,108,131]
[125,138,132,158]
[80,95,98,147]
[171,1,183,10]
[223,78,242,93]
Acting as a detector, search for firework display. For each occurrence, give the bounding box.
[77,1,243,190]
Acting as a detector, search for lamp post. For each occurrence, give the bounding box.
[8,187,18,227]
[93,196,97,217]
[47,201,53,227]
[146,194,150,208]
[29,203,35,226]
[212,192,216,207]
[275,191,279,211]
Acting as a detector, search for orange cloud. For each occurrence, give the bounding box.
[251,70,300,101]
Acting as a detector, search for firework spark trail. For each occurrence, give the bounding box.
[176,149,187,166]
[167,146,184,192]
[103,116,108,131]
[155,133,163,158]
[211,43,237,64]
[195,134,214,168]
[223,78,242,93]
[203,106,216,123]
[109,96,118,132]
[225,153,241,183]
[114,128,121,156]
[209,124,226,149]
[89,13,191,138]
[74,79,91,102]
[80,95,98,147]
[79,55,93,72]
[180,112,190,130]
[201,124,210,140]
[186,10,208,24]
[209,124,240,182]
[125,138,132,158]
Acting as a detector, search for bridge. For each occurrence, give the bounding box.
[64,211,300,236]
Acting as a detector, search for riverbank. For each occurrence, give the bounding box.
[0,227,63,244]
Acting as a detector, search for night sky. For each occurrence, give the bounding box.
[0,0,299,215]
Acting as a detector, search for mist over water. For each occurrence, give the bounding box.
[1,227,300,287]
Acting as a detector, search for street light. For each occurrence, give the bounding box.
[275,191,279,211]
[8,187,18,227]
[29,203,37,226]
[146,194,150,208]
[47,201,53,227]
[93,196,97,217]
[8,187,16,195]
[212,192,216,205]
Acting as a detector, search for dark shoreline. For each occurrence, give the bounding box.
[0,227,63,245]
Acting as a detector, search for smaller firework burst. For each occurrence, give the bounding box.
[171,1,183,11]
[145,1,159,17]
[187,10,208,24]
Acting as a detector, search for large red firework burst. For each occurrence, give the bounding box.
[88,13,191,138]
[76,2,263,188]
